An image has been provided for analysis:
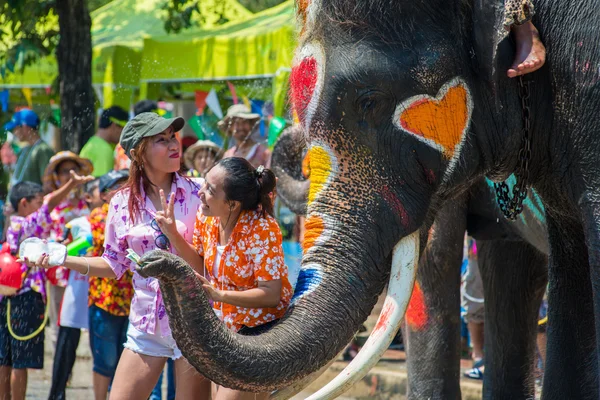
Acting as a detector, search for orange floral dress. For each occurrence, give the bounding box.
[192,209,293,332]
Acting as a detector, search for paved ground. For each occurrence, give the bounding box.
[24,330,485,400]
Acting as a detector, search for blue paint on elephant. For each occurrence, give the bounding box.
[290,263,323,305]
[485,175,546,224]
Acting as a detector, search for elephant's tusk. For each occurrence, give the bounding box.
[304,232,420,400]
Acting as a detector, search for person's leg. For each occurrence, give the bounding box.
[88,306,129,400]
[10,369,27,400]
[173,357,211,400]
[48,326,81,400]
[0,367,11,400]
[0,299,12,400]
[507,21,546,77]
[10,291,45,400]
[537,332,547,369]
[93,373,111,400]
[48,285,66,349]
[467,321,485,362]
[108,349,166,400]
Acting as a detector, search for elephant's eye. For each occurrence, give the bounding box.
[356,90,385,118]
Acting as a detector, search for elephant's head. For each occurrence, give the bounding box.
[141,0,531,396]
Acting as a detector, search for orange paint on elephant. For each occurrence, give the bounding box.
[399,83,470,158]
[406,282,428,330]
[303,214,324,251]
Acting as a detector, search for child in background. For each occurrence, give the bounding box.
[0,172,92,400]
[86,169,133,400]
[41,151,94,348]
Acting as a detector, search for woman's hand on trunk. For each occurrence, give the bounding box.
[197,274,224,302]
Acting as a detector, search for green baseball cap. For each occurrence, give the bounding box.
[120,112,185,158]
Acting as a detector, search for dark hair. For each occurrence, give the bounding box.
[134,100,158,116]
[10,181,43,211]
[84,178,100,194]
[219,157,276,217]
[99,106,129,129]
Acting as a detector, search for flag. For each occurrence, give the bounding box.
[205,89,223,119]
[0,90,8,112]
[227,81,238,105]
[187,115,204,140]
[195,90,209,114]
[21,88,32,107]
[242,95,251,109]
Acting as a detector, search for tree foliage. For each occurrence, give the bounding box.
[162,0,286,33]
[0,0,95,152]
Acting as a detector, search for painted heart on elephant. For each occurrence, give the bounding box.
[139,0,600,399]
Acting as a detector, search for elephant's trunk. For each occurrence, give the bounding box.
[271,125,309,215]
[138,227,419,393]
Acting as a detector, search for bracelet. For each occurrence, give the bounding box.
[82,257,90,276]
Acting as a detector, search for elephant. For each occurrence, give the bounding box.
[272,124,549,399]
[138,0,600,399]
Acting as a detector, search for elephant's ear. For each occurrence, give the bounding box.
[472,0,510,82]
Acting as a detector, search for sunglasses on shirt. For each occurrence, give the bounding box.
[151,219,171,250]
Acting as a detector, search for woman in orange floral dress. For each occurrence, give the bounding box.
[155,157,292,400]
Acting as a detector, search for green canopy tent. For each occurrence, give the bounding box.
[0,0,253,107]
[139,0,295,117]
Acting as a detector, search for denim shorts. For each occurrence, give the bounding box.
[0,291,45,369]
[88,305,129,377]
[123,324,182,360]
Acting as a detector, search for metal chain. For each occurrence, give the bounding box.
[494,76,532,220]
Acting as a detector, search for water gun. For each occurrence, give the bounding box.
[66,234,93,257]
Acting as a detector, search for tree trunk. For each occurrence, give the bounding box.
[55,0,95,153]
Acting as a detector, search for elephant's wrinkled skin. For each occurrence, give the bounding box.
[140,0,600,398]
[272,125,549,399]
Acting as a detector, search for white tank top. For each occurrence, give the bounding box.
[213,245,226,321]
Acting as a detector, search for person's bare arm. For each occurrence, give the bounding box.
[46,171,94,212]
[198,276,282,308]
[18,254,117,278]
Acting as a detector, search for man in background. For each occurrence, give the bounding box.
[4,109,55,188]
[80,106,129,177]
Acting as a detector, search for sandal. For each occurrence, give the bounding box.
[464,359,484,380]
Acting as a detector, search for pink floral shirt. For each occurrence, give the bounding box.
[102,174,203,336]
[47,197,90,287]
[1,204,53,302]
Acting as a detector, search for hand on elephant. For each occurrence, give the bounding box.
[197,274,224,302]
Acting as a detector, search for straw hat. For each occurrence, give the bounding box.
[43,151,94,192]
[217,104,260,130]
[184,140,222,170]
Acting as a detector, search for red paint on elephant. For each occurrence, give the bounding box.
[373,301,394,334]
[381,185,408,227]
[406,282,428,330]
[290,57,317,125]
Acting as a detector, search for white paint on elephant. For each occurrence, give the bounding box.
[303,0,321,36]
[294,42,325,132]
[305,232,420,400]
[392,77,473,181]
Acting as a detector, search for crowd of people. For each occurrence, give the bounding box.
[0,99,286,400]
